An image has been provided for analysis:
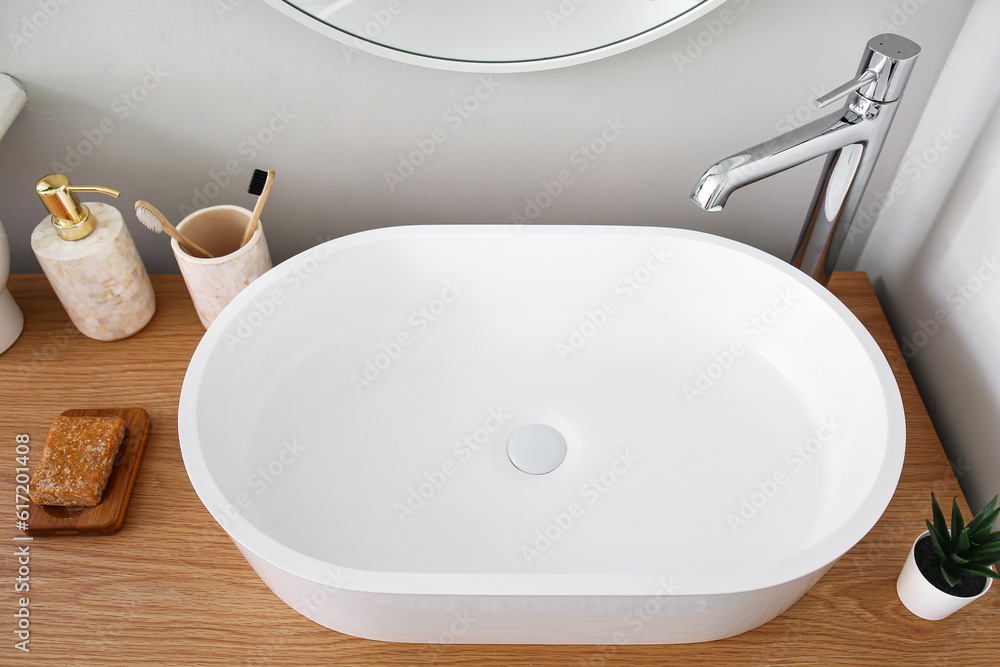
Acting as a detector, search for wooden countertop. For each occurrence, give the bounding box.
[1,273,996,666]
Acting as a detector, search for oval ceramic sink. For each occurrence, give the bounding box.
[178,225,905,644]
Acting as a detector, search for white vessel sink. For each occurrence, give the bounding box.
[178,225,905,644]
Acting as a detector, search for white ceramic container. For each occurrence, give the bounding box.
[0,75,26,354]
[0,216,23,353]
[896,530,994,620]
[178,225,906,643]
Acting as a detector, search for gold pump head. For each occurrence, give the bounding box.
[35,173,121,240]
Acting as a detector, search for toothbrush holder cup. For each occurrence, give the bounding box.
[172,205,272,328]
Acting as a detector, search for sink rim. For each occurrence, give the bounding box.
[178,224,906,597]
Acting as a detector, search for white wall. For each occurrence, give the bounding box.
[859,0,1000,513]
[0,0,970,274]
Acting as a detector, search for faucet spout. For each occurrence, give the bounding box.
[690,110,865,214]
[690,155,752,211]
[689,34,920,286]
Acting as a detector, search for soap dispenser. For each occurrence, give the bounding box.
[31,173,155,341]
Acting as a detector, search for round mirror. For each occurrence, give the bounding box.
[262,0,728,72]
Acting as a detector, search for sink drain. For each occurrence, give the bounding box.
[507,425,566,475]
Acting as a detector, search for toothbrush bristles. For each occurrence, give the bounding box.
[248,168,268,196]
[134,202,164,233]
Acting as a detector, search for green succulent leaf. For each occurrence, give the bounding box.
[973,533,1000,549]
[954,562,1000,581]
[968,542,1000,564]
[931,493,949,539]
[950,496,966,552]
[926,519,951,561]
[968,495,998,533]
[940,561,963,588]
[955,527,972,554]
[927,521,951,561]
[969,507,1000,542]
[970,540,1000,553]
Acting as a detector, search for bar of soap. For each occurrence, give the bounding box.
[29,416,127,507]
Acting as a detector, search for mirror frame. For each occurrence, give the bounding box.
[261,0,728,72]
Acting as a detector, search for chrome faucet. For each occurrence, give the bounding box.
[690,34,921,286]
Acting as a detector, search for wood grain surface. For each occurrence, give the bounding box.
[1,273,996,666]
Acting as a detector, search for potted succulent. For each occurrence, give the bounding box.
[896,493,1000,620]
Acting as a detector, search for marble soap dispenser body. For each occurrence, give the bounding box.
[31,174,155,341]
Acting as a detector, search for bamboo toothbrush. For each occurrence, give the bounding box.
[134,200,214,258]
[240,169,274,248]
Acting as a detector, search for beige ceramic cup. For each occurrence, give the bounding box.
[171,205,272,328]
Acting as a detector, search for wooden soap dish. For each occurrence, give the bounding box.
[25,408,151,536]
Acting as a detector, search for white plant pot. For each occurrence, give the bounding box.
[896,530,993,620]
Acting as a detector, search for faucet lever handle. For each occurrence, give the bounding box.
[814,69,878,108]
[815,34,921,109]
